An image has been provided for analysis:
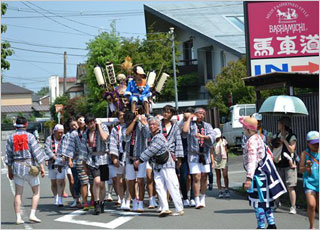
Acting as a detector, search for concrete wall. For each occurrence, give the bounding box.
[1,94,32,106]
[1,130,15,141]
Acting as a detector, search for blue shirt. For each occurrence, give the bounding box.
[303,148,319,192]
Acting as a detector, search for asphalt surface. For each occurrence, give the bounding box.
[1,140,318,229]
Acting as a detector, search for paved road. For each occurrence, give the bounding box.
[1,140,318,229]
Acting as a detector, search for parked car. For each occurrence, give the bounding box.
[222,104,256,147]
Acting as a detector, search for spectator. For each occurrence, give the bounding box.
[299,131,319,230]
[212,128,230,198]
[271,116,297,214]
[241,116,286,229]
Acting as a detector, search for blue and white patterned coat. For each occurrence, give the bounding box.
[123,121,148,160]
[182,121,217,164]
[82,124,110,168]
[109,123,126,166]
[159,122,184,158]
[139,132,175,170]
[44,134,67,168]
[61,130,87,163]
[5,129,45,177]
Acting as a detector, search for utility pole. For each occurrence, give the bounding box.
[63,51,67,94]
[169,27,179,110]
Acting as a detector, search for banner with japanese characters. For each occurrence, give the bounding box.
[244,1,319,76]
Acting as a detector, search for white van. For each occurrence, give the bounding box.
[222,104,256,147]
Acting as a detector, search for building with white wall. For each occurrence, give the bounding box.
[144,2,245,100]
[49,75,79,104]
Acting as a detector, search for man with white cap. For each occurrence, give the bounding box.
[182,107,218,209]
[45,124,67,207]
[124,66,152,115]
[5,116,46,224]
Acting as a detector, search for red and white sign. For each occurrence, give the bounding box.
[245,1,319,76]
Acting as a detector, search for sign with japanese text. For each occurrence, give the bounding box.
[244,1,319,76]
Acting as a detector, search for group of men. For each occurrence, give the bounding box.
[5,105,219,224]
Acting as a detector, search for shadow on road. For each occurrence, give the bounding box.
[214,209,254,214]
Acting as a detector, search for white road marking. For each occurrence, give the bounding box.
[55,209,140,229]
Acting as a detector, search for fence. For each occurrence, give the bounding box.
[261,93,319,155]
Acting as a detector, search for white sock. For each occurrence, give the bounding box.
[195,196,200,205]
[16,213,22,220]
[30,209,36,217]
[58,196,62,203]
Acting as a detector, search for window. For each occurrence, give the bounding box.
[206,51,213,80]
[226,16,244,31]
[239,107,256,116]
[183,40,194,66]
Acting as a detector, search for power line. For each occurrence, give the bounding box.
[21,2,95,36]
[5,23,94,36]
[3,75,47,82]
[7,6,142,14]
[26,1,103,30]
[4,39,87,51]
[12,46,87,57]
[20,2,152,36]
[7,3,243,16]
[8,58,79,65]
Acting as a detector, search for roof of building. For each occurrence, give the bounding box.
[144,2,245,56]
[40,95,49,100]
[67,85,84,93]
[32,94,41,102]
[58,77,77,83]
[243,72,319,90]
[1,82,33,95]
[1,105,50,113]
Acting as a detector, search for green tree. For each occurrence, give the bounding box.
[205,58,256,117]
[36,87,49,97]
[85,24,122,117]
[1,3,13,72]
[64,96,88,118]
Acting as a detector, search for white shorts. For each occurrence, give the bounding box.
[189,162,211,174]
[66,167,72,175]
[48,168,66,180]
[109,165,117,179]
[146,161,153,170]
[14,174,40,187]
[125,162,146,180]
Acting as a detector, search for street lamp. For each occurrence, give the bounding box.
[169,27,179,111]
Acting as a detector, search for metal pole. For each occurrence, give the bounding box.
[63,51,67,94]
[170,27,179,110]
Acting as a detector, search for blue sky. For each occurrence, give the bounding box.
[2,1,156,93]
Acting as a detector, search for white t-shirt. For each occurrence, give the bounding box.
[213,139,228,161]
